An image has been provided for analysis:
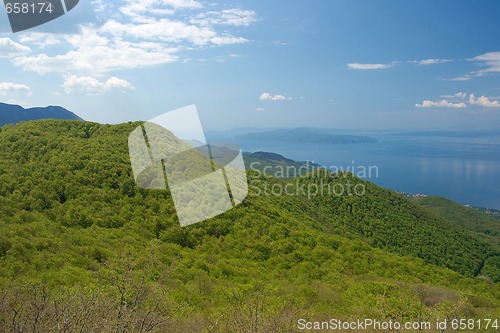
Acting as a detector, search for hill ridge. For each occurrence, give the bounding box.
[0,102,83,126]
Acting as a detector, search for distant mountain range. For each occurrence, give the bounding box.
[0,102,83,126]
[236,127,377,144]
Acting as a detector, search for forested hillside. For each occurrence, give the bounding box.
[414,196,500,247]
[0,120,498,332]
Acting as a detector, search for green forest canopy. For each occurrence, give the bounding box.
[0,120,498,332]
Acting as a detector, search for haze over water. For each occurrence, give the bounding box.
[233,133,500,210]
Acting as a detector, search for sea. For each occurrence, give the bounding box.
[211,132,500,210]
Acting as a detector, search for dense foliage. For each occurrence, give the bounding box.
[415,196,500,245]
[0,120,498,332]
[414,196,500,282]
[295,173,499,279]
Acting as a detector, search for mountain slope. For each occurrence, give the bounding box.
[0,120,498,332]
[413,196,500,283]
[0,102,83,126]
[414,196,500,245]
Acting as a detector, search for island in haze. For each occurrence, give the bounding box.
[0,102,83,126]
[236,127,377,144]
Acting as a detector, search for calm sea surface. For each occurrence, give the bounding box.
[230,134,500,209]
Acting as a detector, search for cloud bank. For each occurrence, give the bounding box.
[416,92,500,109]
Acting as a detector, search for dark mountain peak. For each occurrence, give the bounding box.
[0,102,83,126]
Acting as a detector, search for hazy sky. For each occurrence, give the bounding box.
[1,0,499,130]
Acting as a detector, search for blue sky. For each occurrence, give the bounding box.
[0,0,499,130]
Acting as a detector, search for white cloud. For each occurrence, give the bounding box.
[120,0,202,18]
[415,100,467,108]
[104,77,135,91]
[346,57,455,78]
[100,19,245,46]
[349,58,450,69]
[165,0,202,8]
[448,52,500,80]
[13,27,179,75]
[0,38,31,58]
[449,75,472,81]
[416,93,500,109]
[469,94,500,107]
[417,58,451,65]
[9,1,255,75]
[18,33,62,48]
[62,76,135,95]
[256,107,265,112]
[0,82,31,96]
[259,92,287,101]
[104,2,251,47]
[347,63,393,70]
[91,0,108,13]
[440,92,467,99]
[472,52,500,75]
[190,9,257,27]
[208,35,247,45]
